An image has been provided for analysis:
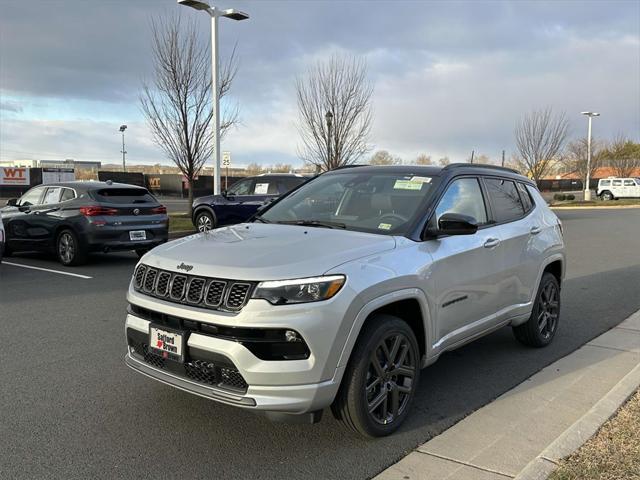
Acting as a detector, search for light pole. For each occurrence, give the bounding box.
[325,110,333,171]
[581,111,600,201]
[178,0,249,195]
[119,124,127,172]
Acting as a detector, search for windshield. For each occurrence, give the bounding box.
[259,171,437,235]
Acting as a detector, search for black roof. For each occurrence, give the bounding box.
[37,181,147,191]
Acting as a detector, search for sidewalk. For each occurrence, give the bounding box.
[375,310,640,480]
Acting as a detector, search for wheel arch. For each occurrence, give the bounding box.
[336,289,433,372]
[192,205,217,226]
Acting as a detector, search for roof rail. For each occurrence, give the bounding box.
[443,163,521,175]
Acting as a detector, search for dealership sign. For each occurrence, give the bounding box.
[0,167,30,186]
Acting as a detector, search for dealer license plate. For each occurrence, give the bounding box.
[149,326,184,361]
[129,230,147,241]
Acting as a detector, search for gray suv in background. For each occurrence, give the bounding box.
[125,164,565,437]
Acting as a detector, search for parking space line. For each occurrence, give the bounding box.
[2,261,93,279]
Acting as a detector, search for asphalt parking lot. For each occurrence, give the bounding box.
[1,208,639,480]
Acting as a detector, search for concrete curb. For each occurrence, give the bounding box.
[515,362,640,480]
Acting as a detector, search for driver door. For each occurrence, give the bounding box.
[421,177,505,349]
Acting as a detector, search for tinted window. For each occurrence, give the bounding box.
[516,182,534,212]
[43,187,62,205]
[279,177,305,193]
[60,188,76,202]
[228,178,253,195]
[18,187,45,206]
[485,178,525,223]
[92,188,156,204]
[435,178,487,225]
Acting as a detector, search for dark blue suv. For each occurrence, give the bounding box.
[192,173,308,231]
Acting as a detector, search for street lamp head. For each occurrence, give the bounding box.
[581,111,600,117]
[325,110,334,127]
[177,0,211,10]
[119,125,127,132]
[221,9,249,21]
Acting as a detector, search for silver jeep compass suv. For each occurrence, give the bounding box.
[125,164,565,437]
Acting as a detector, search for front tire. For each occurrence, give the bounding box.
[56,229,87,266]
[331,314,420,437]
[600,191,614,201]
[195,210,215,232]
[513,272,560,347]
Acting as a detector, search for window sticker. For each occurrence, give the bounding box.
[394,180,422,190]
[254,183,269,194]
[378,223,392,230]
[410,176,432,183]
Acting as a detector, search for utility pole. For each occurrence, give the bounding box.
[581,111,600,201]
[119,124,127,172]
[470,150,475,164]
[501,150,505,167]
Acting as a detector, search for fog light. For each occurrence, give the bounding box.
[285,330,301,342]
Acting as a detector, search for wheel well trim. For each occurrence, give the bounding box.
[335,288,432,371]
[533,254,565,301]
[192,205,217,224]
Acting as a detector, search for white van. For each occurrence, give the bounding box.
[597,177,640,200]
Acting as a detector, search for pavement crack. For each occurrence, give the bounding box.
[416,450,514,478]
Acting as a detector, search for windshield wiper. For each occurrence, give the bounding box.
[275,219,346,229]
[253,215,270,223]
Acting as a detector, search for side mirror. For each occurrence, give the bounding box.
[437,213,479,235]
[6,198,17,206]
[221,189,230,199]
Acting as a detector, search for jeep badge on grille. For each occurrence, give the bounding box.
[177,262,194,272]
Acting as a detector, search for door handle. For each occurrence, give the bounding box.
[530,226,542,235]
[483,238,500,249]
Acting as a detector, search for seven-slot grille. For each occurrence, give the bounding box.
[133,264,254,312]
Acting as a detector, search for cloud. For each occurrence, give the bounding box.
[0,100,23,113]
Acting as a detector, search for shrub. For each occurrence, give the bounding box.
[553,193,566,201]
[566,194,575,201]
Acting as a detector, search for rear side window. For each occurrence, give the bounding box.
[435,178,488,225]
[516,183,534,212]
[92,188,156,204]
[484,178,525,223]
[278,177,305,193]
[612,180,622,186]
[60,188,76,202]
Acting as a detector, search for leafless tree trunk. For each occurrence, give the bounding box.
[140,15,238,216]
[559,137,602,186]
[296,55,373,171]
[514,108,569,184]
[605,135,640,177]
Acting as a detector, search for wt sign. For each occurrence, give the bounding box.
[0,167,30,186]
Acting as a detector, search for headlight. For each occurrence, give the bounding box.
[252,275,345,305]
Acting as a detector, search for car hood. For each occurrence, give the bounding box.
[142,223,396,281]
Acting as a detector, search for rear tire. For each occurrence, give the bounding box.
[56,229,87,266]
[195,210,215,232]
[513,272,560,347]
[331,314,420,437]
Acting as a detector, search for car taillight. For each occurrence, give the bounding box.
[80,206,118,216]
[151,205,167,214]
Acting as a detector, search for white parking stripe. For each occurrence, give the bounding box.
[2,261,93,279]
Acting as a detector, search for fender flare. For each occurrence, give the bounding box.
[192,205,217,227]
[335,288,433,371]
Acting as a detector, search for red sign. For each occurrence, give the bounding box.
[0,167,30,186]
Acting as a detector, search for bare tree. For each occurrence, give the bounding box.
[415,153,432,165]
[245,162,264,176]
[140,15,238,215]
[559,137,602,184]
[514,108,569,184]
[602,135,640,177]
[438,156,450,166]
[296,55,373,171]
[369,150,399,165]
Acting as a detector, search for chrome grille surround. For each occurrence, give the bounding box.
[132,264,254,312]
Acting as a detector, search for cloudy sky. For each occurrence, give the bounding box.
[1,0,639,168]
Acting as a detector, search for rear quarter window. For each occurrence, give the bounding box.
[91,188,156,204]
[484,178,525,223]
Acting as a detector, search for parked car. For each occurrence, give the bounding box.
[191,173,308,232]
[0,211,5,264]
[125,164,565,437]
[1,181,168,266]
[597,177,640,200]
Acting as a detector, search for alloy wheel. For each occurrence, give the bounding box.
[197,214,212,232]
[58,233,75,264]
[537,282,559,339]
[365,333,416,425]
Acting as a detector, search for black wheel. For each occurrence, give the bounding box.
[135,249,149,258]
[56,229,87,266]
[513,272,560,347]
[601,191,614,201]
[331,314,420,437]
[195,211,215,232]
